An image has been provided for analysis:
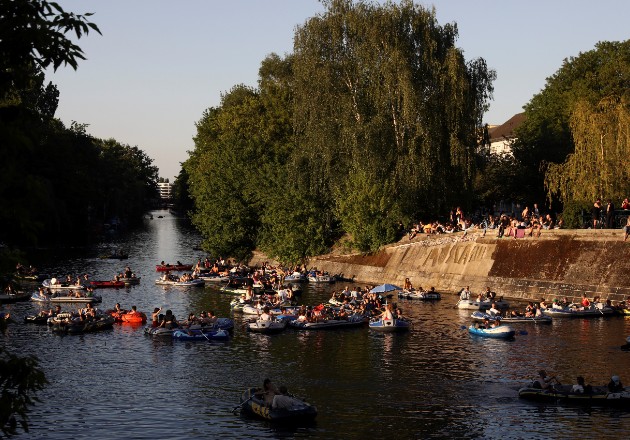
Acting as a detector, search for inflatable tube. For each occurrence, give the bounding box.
[121,312,147,324]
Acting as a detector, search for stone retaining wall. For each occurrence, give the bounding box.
[308,229,630,303]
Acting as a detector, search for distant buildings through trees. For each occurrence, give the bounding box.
[488,112,525,156]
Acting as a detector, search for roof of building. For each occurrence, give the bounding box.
[488,112,526,142]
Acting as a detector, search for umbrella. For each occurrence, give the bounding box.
[370,283,402,293]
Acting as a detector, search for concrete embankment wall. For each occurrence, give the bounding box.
[308,230,630,303]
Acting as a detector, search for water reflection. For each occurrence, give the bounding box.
[3,210,630,439]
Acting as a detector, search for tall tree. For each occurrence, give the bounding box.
[0,3,99,432]
[292,0,494,250]
[187,86,270,262]
[188,54,306,262]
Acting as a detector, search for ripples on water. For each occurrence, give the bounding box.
[3,211,630,439]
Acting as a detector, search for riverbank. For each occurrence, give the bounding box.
[299,228,630,303]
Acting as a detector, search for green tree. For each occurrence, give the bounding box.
[171,167,194,216]
[545,97,630,206]
[513,40,630,203]
[335,164,401,252]
[0,349,47,436]
[95,138,159,225]
[473,152,529,211]
[0,0,100,98]
[187,87,268,262]
[292,0,494,250]
[188,54,303,262]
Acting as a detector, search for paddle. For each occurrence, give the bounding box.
[198,328,212,342]
[231,391,260,413]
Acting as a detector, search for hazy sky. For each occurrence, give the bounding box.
[46,0,630,180]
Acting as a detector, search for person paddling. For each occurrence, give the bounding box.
[534,370,559,390]
[151,307,162,327]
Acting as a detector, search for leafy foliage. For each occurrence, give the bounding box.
[186,0,495,259]
[292,0,494,249]
[0,0,100,97]
[545,97,630,206]
[513,40,630,205]
[0,1,157,247]
[473,153,530,209]
[171,167,194,216]
[558,199,590,229]
[0,348,47,436]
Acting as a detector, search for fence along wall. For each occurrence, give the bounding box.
[309,230,630,303]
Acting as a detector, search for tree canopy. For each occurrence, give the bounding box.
[186,0,494,261]
[291,0,494,251]
[545,97,630,206]
[512,40,630,206]
[0,1,157,248]
[0,0,100,98]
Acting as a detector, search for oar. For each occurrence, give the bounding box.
[199,328,212,342]
[231,391,259,413]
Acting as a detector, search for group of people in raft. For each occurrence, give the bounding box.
[255,378,306,410]
[250,285,404,324]
[40,302,105,324]
[150,307,220,329]
[533,370,625,394]
[44,267,137,297]
[461,285,628,319]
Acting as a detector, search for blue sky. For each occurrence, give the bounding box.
[46,0,630,180]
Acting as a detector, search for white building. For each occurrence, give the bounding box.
[158,181,172,200]
[488,112,525,156]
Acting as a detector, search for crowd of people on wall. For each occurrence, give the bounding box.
[407,198,630,241]
[407,204,560,240]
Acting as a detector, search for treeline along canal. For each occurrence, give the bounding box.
[3,210,630,439]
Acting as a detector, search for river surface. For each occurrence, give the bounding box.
[3,210,630,439]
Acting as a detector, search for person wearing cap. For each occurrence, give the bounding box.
[608,375,624,392]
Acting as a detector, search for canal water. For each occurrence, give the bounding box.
[3,210,630,439]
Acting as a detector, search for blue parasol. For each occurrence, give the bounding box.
[370,283,402,293]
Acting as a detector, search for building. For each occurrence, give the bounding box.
[157,181,172,200]
[488,112,525,156]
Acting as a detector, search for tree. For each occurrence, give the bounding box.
[512,40,630,204]
[0,0,100,97]
[187,86,268,262]
[473,152,530,211]
[188,54,305,262]
[171,167,194,215]
[0,348,47,436]
[292,0,494,250]
[545,97,630,206]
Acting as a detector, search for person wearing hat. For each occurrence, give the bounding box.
[608,375,624,392]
